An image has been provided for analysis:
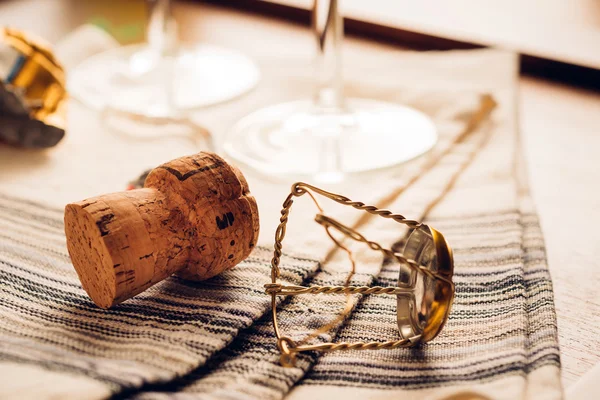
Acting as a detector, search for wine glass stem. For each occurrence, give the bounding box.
[147,0,178,57]
[313,0,344,111]
[146,0,179,112]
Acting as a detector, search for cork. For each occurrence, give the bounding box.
[64,152,260,308]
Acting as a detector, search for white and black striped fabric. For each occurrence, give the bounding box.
[130,210,560,400]
[300,210,560,389]
[0,193,560,399]
[0,193,320,396]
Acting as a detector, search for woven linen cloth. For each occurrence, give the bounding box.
[0,37,561,400]
[0,193,322,399]
[131,53,562,400]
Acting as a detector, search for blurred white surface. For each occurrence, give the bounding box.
[273,0,600,69]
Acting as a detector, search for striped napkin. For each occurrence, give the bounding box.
[0,48,562,399]
[0,193,321,398]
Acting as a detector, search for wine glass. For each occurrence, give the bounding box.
[68,0,260,120]
[224,0,437,182]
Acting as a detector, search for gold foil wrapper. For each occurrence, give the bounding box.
[0,27,67,148]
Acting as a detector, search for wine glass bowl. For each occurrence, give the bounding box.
[223,0,437,182]
[69,42,259,118]
[224,98,437,182]
[68,0,260,120]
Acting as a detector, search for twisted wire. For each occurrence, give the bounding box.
[265,283,411,296]
[298,338,417,352]
[270,193,295,281]
[279,335,421,355]
[292,182,422,229]
[313,213,446,282]
[267,174,447,365]
[270,183,429,282]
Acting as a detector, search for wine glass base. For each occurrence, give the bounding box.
[224,99,437,181]
[68,43,260,118]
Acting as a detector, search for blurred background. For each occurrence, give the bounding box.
[2,0,599,84]
[0,0,599,393]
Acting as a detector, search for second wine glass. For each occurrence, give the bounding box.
[69,0,260,119]
[224,0,437,182]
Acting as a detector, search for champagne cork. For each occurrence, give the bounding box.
[64,152,260,308]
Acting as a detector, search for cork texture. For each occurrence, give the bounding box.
[64,152,260,308]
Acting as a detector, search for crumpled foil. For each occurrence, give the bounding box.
[0,27,66,148]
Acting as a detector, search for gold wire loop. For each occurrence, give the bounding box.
[277,336,297,367]
[267,183,454,367]
[264,283,282,295]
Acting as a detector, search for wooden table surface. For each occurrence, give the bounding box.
[0,0,599,391]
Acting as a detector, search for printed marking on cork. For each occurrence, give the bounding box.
[216,212,235,230]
